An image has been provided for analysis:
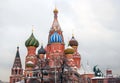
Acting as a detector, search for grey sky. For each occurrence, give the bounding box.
[0,0,120,81]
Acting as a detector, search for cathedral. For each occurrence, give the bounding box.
[10,8,95,83]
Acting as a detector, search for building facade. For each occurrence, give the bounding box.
[9,8,120,83]
[10,47,23,83]
[10,8,83,83]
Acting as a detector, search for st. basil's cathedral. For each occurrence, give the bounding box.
[9,8,84,83]
[10,8,120,83]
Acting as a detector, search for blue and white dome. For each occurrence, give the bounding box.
[50,32,62,43]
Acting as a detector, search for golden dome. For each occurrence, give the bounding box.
[53,8,58,13]
[64,46,74,54]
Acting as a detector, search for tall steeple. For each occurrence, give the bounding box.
[10,47,23,83]
[48,8,64,44]
[13,47,22,68]
[46,8,65,68]
[51,8,61,31]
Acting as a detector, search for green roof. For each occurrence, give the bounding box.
[25,33,39,47]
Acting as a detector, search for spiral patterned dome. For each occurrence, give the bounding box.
[50,32,62,43]
[64,46,74,54]
[25,33,39,47]
[69,35,78,46]
[38,45,46,54]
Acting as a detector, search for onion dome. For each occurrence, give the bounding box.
[64,46,74,54]
[69,34,78,46]
[25,33,39,47]
[50,32,62,43]
[53,8,58,14]
[38,45,46,54]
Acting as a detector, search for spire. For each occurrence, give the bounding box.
[72,33,74,39]
[32,25,34,33]
[51,8,61,31]
[53,7,58,18]
[13,47,22,68]
[16,46,20,57]
[10,47,23,83]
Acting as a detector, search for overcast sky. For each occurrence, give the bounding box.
[0,0,120,81]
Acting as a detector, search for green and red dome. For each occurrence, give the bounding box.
[25,33,39,47]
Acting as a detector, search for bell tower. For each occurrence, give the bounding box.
[10,47,23,83]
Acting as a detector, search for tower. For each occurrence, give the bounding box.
[38,44,46,60]
[106,68,113,77]
[24,32,39,78]
[69,34,81,68]
[9,7,84,83]
[46,8,65,68]
[64,45,76,68]
[10,47,23,83]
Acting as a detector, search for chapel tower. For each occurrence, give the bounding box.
[69,34,81,68]
[46,8,65,68]
[24,32,39,77]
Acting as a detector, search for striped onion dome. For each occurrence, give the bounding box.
[50,32,62,43]
[64,45,74,54]
[69,35,78,46]
[25,33,39,47]
[38,45,46,54]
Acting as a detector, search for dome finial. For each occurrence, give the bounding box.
[72,29,74,37]
[17,46,19,51]
[41,43,43,46]
[51,6,61,31]
[72,33,74,37]
[67,37,70,46]
[32,25,34,33]
[53,7,58,20]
